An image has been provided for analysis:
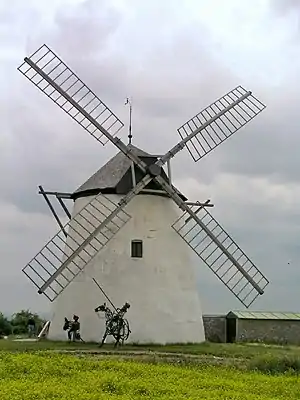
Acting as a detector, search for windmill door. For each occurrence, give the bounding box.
[226,318,237,343]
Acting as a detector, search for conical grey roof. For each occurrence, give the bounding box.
[72,144,186,200]
[73,145,149,196]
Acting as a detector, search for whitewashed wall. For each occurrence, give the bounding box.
[48,193,205,344]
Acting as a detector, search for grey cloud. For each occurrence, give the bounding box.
[0,279,50,317]
[216,90,300,184]
[175,172,300,286]
[3,0,130,214]
[5,0,238,213]
[0,200,58,314]
[271,0,300,15]
[53,0,122,56]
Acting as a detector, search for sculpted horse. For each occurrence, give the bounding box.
[95,302,131,347]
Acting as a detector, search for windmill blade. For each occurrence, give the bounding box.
[23,193,131,301]
[154,174,269,308]
[17,44,124,146]
[23,173,153,301]
[172,205,269,308]
[17,44,148,171]
[177,86,266,162]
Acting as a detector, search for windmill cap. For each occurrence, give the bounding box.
[71,144,187,201]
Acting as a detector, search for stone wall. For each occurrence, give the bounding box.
[236,319,300,345]
[203,315,227,343]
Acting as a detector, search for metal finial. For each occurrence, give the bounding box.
[125,97,132,144]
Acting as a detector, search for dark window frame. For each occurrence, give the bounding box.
[131,239,143,258]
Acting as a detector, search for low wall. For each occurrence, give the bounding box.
[203,315,226,343]
[236,319,300,345]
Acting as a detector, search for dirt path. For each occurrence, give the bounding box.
[53,348,245,368]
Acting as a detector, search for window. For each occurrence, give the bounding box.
[131,240,143,258]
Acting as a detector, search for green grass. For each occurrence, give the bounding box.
[0,352,299,399]
[1,338,300,360]
[2,338,300,374]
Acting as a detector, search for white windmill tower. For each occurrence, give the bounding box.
[17,45,269,344]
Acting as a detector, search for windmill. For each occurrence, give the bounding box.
[17,44,269,344]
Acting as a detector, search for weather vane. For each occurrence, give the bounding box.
[125,97,132,144]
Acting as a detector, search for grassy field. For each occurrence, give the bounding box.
[1,339,300,399]
[0,351,299,399]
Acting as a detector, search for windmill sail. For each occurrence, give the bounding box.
[177,86,266,162]
[17,44,124,145]
[172,205,269,307]
[22,173,153,301]
[23,194,131,301]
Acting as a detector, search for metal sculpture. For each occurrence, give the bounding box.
[95,302,131,347]
[63,315,84,342]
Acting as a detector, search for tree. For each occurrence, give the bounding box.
[10,309,45,335]
[0,313,12,336]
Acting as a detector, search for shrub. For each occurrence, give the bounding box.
[0,314,12,336]
[248,355,300,375]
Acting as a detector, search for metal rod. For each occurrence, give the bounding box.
[38,185,68,237]
[140,189,166,195]
[185,199,212,224]
[129,102,132,144]
[167,159,172,185]
[125,97,133,144]
[185,201,214,207]
[92,277,117,312]
[38,190,72,199]
[130,161,136,187]
[57,196,71,219]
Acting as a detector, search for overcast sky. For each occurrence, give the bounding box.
[1,0,300,316]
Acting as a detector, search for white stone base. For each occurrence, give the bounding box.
[48,194,205,344]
